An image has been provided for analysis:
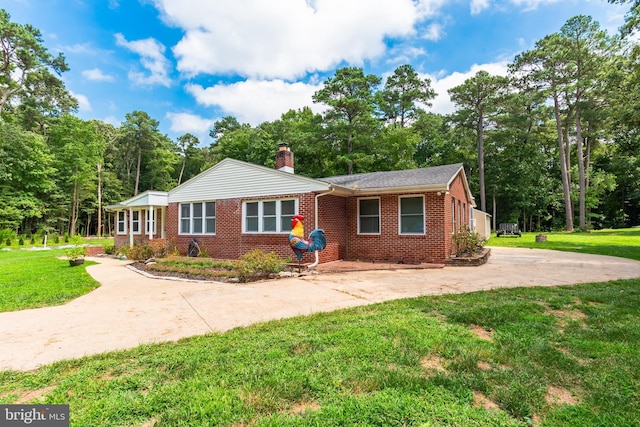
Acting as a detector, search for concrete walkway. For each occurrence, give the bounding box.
[1,247,639,371]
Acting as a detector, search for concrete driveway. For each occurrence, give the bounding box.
[1,247,639,371]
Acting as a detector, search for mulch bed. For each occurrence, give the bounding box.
[129,262,237,282]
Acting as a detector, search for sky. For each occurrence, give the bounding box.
[2,0,630,145]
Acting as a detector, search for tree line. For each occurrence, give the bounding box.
[0,4,638,237]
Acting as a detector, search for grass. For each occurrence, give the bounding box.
[0,249,100,312]
[487,228,640,261]
[1,279,639,426]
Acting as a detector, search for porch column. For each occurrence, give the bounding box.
[128,208,134,248]
[148,205,154,241]
[161,206,166,238]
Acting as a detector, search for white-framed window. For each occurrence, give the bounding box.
[358,197,380,234]
[451,198,456,233]
[179,202,216,235]
[399,196,425,235]
[117,211,127,234]
[242,199,297,233]
[146,209,156,235]
[131,210,141,234]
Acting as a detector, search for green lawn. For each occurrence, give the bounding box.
[1,279,639,426]
[0,249,99,312]
[487,228,640,261]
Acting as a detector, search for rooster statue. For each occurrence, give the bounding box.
[288,214,326,269]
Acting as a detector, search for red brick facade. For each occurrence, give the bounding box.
[113,170,472,265]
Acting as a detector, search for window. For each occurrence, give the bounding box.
[399,196,424,234]
[205,202,216,234]
[117,211,126,234]
[358,198,380,234]
[146,209,156,235]
[458,200,462,229]
[180,202,216,234]
[280,200,295,232]
[451,198,456,233]
[243,199,297,233]
[131,210,140,234]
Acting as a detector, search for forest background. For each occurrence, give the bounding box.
[0,1,639,238]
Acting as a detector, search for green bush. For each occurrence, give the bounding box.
[127,245,156,261]
[104,245,116,255]
[452,225,486,257]
[235,249,286,282]
[0,229,15,247]
[18,237,24,246]
[54,234,60,244]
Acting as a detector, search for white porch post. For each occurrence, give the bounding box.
[161,206,166,239]
[129,208,134,248]
[148,206,154,241]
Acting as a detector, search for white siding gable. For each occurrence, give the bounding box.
[168,158,330,203]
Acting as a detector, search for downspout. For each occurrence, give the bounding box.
[310,187,336,268]
[128,208,134,248]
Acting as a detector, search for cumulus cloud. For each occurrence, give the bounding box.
[425,61,510,114]
[70,91,92,112]
[471,0,490,15]
[151,0,425,79]
[186,79,323,125]
[82,68,115,82]
[114,33,171,87]
[166,112,215,135]
[509,0,560,12]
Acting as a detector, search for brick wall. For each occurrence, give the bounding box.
[114,171,473,265]
[165,193,339,264]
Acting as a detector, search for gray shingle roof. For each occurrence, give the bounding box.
[319,163,464,190]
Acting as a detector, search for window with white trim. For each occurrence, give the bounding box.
[399,196,425,234]
[117,211,127,234]
[358,198,380,234]
[179,202,216,234]
[146,209,156,235]
[243,199,297,233]
[131,210,141,234]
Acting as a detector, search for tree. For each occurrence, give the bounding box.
[0,122,54,230]
[0,9,70,116]
[118,111,162,195]
[377,64,435,128]
[608,0,640,36]
[448,70,510,212]
[176,133,200,185]
[313,67,382,175]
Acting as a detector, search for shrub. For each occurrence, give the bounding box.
[127,245,156,261]
[18,237,24,246]
[54,235,60,244]
[30,235,35,244]
[104,245,116,255]
[235,250,286,282]
[148,240,168,258]
[0,229,15,247]
[64,235,87,261]
[452,225,486,257]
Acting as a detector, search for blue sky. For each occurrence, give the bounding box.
[3,0,629,145]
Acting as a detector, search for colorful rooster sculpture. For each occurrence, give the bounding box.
[288,214,326,268]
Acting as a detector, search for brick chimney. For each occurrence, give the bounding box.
[275,142,294,174]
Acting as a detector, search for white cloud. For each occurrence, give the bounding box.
[114,33,171,87]
[509,0,560,12]
[425,61,510,114]
[70,91,91,112]
[471,0,490,15]
[423,22,444,41]
[102,116,120,127]
[166,112,215,135]
[152,0,426,79]
[82,68,115,82]
[186,79,323,125]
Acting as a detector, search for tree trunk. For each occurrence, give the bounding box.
[492,190,497,232]
[477,116,486,212]
[97,164,102,238]
[134,145,142,196]
[554,95,574,231]
[178,157,186,185]
[575,110,587,230]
